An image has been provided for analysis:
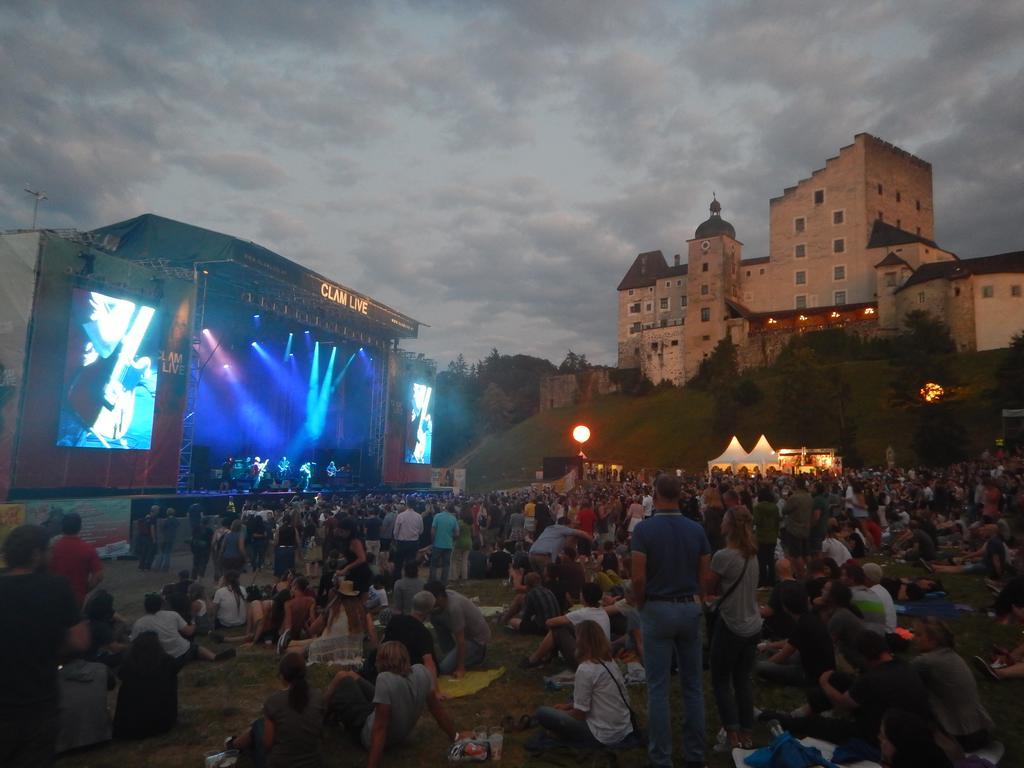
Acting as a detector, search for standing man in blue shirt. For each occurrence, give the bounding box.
[429,504,460,586]
[632,474,711,768]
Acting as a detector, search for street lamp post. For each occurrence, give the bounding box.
[24,186,47,229]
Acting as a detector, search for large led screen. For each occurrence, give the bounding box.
[404,381,433,464]
[56,289,159,450]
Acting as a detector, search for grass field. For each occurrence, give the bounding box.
[59,552,1021,768]
[464,350,1006,493]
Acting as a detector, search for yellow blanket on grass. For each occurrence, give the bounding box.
[438,667,505,699]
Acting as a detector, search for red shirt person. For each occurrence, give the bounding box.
[49,512,103,606]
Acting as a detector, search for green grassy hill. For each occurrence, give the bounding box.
[465,350,1005,492]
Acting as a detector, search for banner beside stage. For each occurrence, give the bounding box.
[24,497,132,556]
[431,467,466,495]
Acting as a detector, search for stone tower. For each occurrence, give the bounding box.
[684,195,743,375]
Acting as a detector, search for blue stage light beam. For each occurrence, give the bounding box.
[283,332,293,362]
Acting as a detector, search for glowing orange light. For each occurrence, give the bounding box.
[830,311,840,318]
[767,318,777,324]
[798,314,808,321]
[572,425,591,444]
[920,382,944,403]
[864,307,875,315]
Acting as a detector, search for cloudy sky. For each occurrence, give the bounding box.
[2,1,1022,367]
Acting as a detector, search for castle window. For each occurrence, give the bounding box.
[665,281,671,288]
[628,289,635,296]
[832,210,844,225]
[795,270,807,286]
[629,302,641,314]
[630,323,640,333]
[659,298,668,310]
[896,191,901,202]
[878,183,883,195]
[896,219,901,229]
[954,287,961,297]
[878,210,884,221]
[833,265,846,281]
[981,286,994,298]
[702,262,709,272]
[700,308,710,322]
[645,302,653,312]
[795,295,807,309]
[833,238,845,254]
[680,295,688,307]
[760,268,766,275]
[916,227,921,235]
[794,217,805,233]
[1011,285,1022,297]
[814,189,825,205]
[916,200,921,211]
[651,343,659,350]
[885,271,897,287]
[702,335,711,341]
[676,280,682,286]
[701,284,709,295]
[918,292,926,304]
[746,270,751,277]
[671,340,679,346]
[834,290,847,305]
[795,244,806,258]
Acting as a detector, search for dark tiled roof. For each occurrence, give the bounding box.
[725,298,752,318]
[867,220,939,250]
[896,250,1024,291]
[874,251,910,269]
[617,250,688,290]
[966,250,1024,275]
[741,256,770,266]
[897,261,970,291]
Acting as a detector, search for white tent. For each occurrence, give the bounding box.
[707,436,753,473]
[745,434,779,472]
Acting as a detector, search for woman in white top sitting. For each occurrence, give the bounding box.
[211,570,248,631]
[533,620,633,746]
[285,580,378,655]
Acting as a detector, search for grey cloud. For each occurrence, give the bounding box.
[175,152,290,191]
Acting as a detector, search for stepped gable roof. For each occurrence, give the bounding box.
[874,251,910,269]
[617,250,687,290]
[897,250,1024,292]
[867,219,939,250]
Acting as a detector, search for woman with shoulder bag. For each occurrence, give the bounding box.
[706,505,762,752]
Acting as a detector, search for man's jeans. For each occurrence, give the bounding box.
[429,547,453,585]
[435,624,487,675]
[640,600,704,766]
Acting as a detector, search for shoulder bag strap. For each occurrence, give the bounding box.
[712,554,750,610]
[596,660,640,733]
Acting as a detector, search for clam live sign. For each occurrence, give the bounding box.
[315,278,417,333]
[320,280,369,315]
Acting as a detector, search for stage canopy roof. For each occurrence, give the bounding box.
[89,214,421,345]
[745,434,779,471]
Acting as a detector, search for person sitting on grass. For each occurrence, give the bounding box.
[502,572,562,634]
[533,619,634,747]
[910,618,993,753]
[929,520,1012,580]
[113,632,180,740]
[224,652,324,767]
[364,591,439,683]
[325,641,464,768]
[365,575,389,616]
[423,580,491,678]
[770,631,931,749]
[755,581,834,688]
[211,570,248,633]
[284,581,378,656]
[879,708,954,768]
[130,593,234,667]
[391,559,424,617]
[521,583,610,669]
[277,577,316,654]
[467,542,488,580]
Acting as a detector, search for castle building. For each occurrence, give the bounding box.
[616,133,1024,385]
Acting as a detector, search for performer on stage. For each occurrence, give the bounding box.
[298,461,314,491]
[325,460,338,478]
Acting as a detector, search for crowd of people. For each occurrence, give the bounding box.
[2,450,1022,767]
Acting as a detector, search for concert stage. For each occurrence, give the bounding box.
[0,216,437,546]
